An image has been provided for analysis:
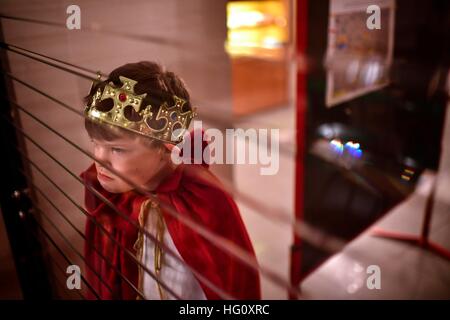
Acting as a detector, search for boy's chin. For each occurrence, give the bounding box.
[98,180,132,194]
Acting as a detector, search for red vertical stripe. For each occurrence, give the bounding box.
[289,0,308,299]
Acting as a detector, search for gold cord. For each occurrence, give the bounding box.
[134,198,166,300]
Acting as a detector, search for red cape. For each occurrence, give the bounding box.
[80,162,261,300]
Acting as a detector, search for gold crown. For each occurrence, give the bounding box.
[84,75,196,144]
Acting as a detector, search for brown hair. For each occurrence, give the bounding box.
[84,61,192,149]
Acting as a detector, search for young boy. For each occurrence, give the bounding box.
[80,61,261,300]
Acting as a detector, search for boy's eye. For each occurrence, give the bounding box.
[111,147,126,153]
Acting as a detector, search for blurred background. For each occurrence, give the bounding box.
[0,0,449,299]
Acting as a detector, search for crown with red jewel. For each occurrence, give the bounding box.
[84,75,196,144]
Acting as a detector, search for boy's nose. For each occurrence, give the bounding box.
[94,146,110,165]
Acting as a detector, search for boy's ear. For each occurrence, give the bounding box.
[164,143,180,155]
[164,143,174,151]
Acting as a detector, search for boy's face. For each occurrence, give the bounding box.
[91,136,164,193]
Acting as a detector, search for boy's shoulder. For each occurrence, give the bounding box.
[156,163,240,222]
[159,163,228,196]
[181,164,234,205]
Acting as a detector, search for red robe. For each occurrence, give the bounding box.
[80,159,261,300]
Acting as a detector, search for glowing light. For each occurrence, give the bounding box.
[330,139,344,154]
[344,141,363,158]
[401,175,411,181]
[345,141,360,149]
[226,1,288,58]
[227,11,266,29]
